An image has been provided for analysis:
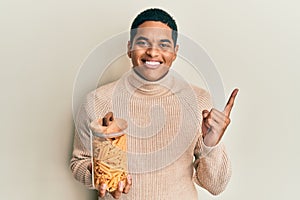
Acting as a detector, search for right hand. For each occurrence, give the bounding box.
[87,163,132,199]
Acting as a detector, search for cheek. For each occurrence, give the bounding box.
[131,50,143,59]
[164,52,176,63]
[130,52,142,66]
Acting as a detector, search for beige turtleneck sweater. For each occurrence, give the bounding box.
[70,69,231,200]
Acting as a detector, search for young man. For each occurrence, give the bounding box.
[70,8,238,199]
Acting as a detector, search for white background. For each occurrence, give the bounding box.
[1,0,299,199]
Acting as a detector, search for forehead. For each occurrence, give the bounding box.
[134,21,173,41]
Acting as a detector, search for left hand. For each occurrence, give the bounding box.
[202,88,239,147]
[98,175,132,199]
[87,163,132,199]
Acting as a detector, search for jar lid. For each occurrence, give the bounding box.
[89,112,128,139]
[91,129,126,138]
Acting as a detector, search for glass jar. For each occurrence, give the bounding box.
[90,118,128,192]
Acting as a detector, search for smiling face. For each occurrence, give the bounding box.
[127,21,178,81]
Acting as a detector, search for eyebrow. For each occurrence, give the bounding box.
[135,36,172,44]
[135,36,149,42]
[160,39,172,44]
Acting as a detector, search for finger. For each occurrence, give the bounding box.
[210,109,226,123]
[111,181,124,199]
[204,118,219,132]
[99,183,107,198]
[224,88,239,117]
[123,174,132,194]
[211,109,231,127]
[203,109,225,126]
[202,110,209,119]
[203,116,218,133]
[203,118,226,145]
[203,116,211,131]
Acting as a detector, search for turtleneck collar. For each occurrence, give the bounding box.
[123,68,175,97]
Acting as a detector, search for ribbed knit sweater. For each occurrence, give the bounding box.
[70,69,231,200]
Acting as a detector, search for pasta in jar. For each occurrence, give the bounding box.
[90,112,128,192]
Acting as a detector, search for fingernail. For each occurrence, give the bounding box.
[119,181,124,190]
[100,184,107,190]
[127,174,131,183]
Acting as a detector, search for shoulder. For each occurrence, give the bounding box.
[190,85,210,99]
[86,81,118,102]
[83,80,119,119]
[190,85,213,110]
[171,74,213,110]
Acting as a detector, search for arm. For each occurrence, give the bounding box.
[70,131,93,188]
[193,88,238,195]
[69,88,132,198]
[193,139,232,195]
[70,100,94,188]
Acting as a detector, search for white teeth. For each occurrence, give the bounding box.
[145,61,160,66]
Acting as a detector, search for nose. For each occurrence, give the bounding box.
[146,47,159,57]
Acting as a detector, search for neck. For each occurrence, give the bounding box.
[122,69,174,96]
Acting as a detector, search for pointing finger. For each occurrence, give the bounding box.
[224,88,239,116]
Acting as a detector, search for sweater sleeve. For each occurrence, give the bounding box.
[69,98,94,189]
[70,130,93,188]
[70,84,114,189]
[191,86,232,195]
[193,138,232,195]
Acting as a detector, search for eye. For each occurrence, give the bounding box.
[136,40,149,47]
[160,43,171,49]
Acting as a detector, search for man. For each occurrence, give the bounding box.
[70,8,238,199]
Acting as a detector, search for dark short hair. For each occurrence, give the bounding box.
[130,8,178,46]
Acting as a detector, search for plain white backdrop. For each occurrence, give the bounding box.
[1,0,299,199]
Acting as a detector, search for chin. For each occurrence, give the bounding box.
[133,66,169,81]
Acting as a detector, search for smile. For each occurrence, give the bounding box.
[142,59,162,69]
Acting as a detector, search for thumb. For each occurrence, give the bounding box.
[202,110,209,119]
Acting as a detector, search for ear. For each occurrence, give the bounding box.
[127,41,132,58]
[172,44,179,61]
